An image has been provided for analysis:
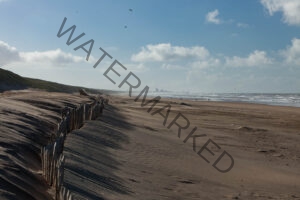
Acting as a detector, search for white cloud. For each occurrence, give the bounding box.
[281,38,300,65]
[131,43,275,71]
[20,49,87,64]
[225,50,272,67]
[191,58,221,69]
[131,39,300,72]
[0,40,89,67]
[124,63,147,72]
[260,0,300,26]
[206,9,221,24]
[131,43,210,62]
[161,63,184,70]
[0,41,20,65]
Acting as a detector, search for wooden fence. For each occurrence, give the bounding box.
[41,98,105,200]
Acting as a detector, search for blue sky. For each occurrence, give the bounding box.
[0,0,300,93]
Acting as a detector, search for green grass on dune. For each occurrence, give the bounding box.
[0,68,108,94]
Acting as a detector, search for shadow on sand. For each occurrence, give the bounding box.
[63,104,134,199]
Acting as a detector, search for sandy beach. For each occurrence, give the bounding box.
[0,90,300,199]
[1,0,300,199]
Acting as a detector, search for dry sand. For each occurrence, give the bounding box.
[63,95,300,199]
[1,91,300,199]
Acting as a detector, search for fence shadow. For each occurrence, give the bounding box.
[62,103,134,199]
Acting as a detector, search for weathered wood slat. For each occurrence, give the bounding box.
[40,98,106,199]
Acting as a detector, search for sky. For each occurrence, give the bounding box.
[0,0,300,93]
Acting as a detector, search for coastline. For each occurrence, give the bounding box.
[119,91,300,108]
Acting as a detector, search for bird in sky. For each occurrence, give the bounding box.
[124,9,133,29]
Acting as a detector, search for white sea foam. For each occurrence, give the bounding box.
[129,91,300,107]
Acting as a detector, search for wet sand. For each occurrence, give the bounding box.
[1,91,300,199]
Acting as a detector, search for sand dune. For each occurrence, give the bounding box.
[0,90,94,199]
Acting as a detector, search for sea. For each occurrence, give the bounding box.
[127,91,300,108]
